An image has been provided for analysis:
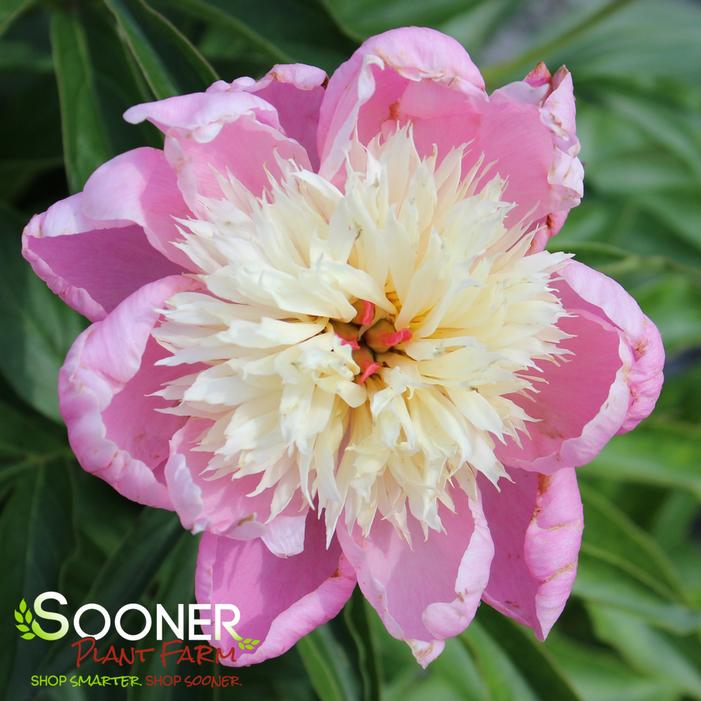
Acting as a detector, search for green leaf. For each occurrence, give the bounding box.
[601,92,701,176]
[13,611,22,623]
[574,556,701,634]
[320,0,520,57]
[343,589,382,701]
[555,0,701,86]
[104,0,217,100]
[460,620,539,701]
[0,204,85,422]
[638,190,701,252]
[169,0,354,73]
[484,0,701,87]
[297,625,358,701]
[417,637,486,701]
[651,491,700,552]
[0,39,52,73]
[546,633,680,701]
[0,461,74,696]
[588,605,701,699]
[471,606,583,701]
[585,423,701,498]
[175,0,290,63]
[50,7,114,192]
[0,0,34,37]
[482,0,639,85]
[320,0,473,39]
[633,276,701,356]
[579,483,688,602]
[35,507,183,683]
[18,598,26,613]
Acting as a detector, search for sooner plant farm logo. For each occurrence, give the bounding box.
[13,592,260,651]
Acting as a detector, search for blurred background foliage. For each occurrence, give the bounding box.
[0,0,700,699]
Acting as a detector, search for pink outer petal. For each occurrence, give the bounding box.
[496,64,583,247]
[317,29,581,231]
[196,515,356,666]
[496,261,663,473]
[318,27,485,180]
[59,275,198,508]
[165,418,307,556]
[79,147,195,269]
[557,261,665,433]
[480,468,583,639]
[336,489,494,668]
[22,147,188,321]
[496,305,628,474]
[124,90,311,214]
[210,64,328,170]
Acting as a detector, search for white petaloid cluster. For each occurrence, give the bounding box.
[153,129,571,542]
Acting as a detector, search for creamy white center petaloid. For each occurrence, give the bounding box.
[153,129,571,541]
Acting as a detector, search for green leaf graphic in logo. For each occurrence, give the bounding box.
[14,598,52,641]
[230,628,260,652]
[15,598,36,640]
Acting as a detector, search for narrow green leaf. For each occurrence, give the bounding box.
[546,633,680,701]
[0,461,74,697]
[585,423,701,498]
[579,483,689,602]
[104,0,178,98]
[473,607,583,701]
[169,0,354,73]
[320,0,520,56]
[0,0,34,37]
[297,625,358,701]
[0,39,52,73]
[50,7,113,192]
[547,0,701,86]
[104,0,217,100]
[170,0,291,62]
[461,620,539,701]
[588,605,701,699]
[638,190,701,252]
[574,556,701,634]
[411,638,487,701]
[482,0,637,85]
[343,589,382,701]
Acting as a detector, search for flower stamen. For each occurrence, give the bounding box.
[352,299,376,326]
[363,319,412,354]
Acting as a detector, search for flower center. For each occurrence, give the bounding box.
[153,128,571,541]
[332,302,412,383]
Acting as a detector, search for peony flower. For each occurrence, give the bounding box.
[23,27,663,666]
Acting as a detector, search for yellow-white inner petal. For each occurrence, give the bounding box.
[153,129,571,542]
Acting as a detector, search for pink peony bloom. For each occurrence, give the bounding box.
[23,27,663,667]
